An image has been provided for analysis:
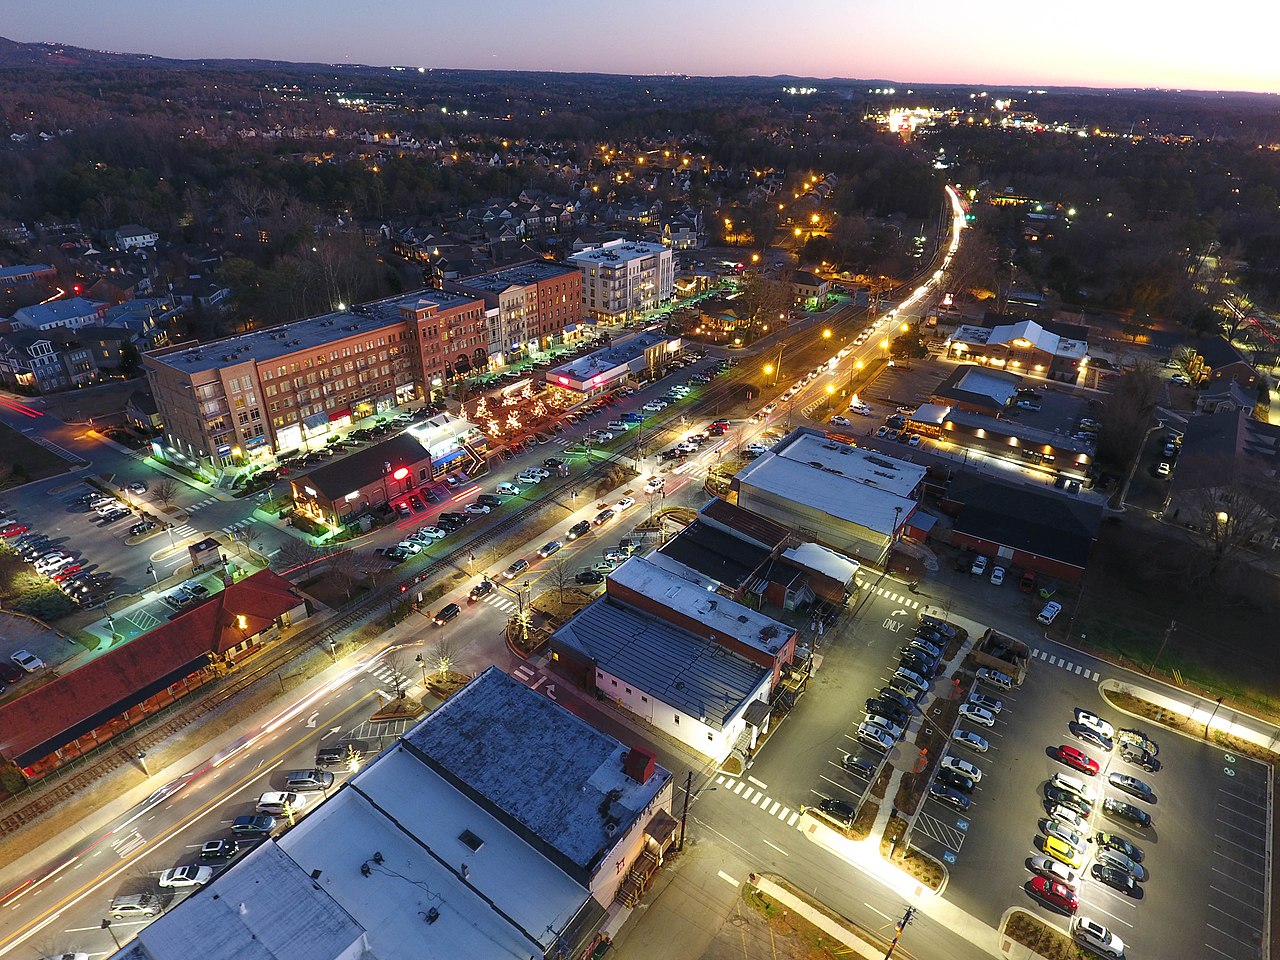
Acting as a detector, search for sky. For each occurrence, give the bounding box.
[7,1,1278,94]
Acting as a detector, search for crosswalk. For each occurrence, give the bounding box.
[1030,647,1102,681]
[23,430,87,465]
[712,774,804,827]
[221,518,256,536]
[864,584,923,610]
[479,591,517,613]
[167,523,197,540]
[365,660,413,692]
[186,497,218,513]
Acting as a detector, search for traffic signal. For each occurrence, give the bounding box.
[400,584,407,594]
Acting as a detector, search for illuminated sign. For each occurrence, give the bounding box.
[304,486,317,497]
[392,467,409,481]
[557,376,570,386]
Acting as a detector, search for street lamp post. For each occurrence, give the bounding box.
[146,563,157,584]
[415,653,428,687]
[1205,696,1224,739]
[101,919,122,950]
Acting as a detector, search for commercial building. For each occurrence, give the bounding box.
[0,569,307,780]
[731,427,925,566]
[939,474,1102,581]
[569,239,675,322]
[545,330,682,395]
[144,289,486,470]
[552,554,798,763]
[290,415,486,527]
[112,667,675,960]
[945,315,1089,383]
[12,296,107,332]
[442,260,583,366]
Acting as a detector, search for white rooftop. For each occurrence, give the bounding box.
[782,542,860,584]
[569,238,667,266]
[912,402,951,425]
[734,429,922,537]
[948,367,1022,406]
[607,556,793,657]
[952,317,1087,360]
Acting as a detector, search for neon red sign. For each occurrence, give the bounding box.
[392,467,409,481]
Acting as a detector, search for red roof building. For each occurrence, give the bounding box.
[0,569,308,779]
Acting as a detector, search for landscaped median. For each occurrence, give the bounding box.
[1000,908,1093,960]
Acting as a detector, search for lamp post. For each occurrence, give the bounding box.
[1205,696,1224,739]
[101,919,122,950]
[146,563,157,585]
[415,653,428,686]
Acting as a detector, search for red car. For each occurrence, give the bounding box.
[1056,744,1100,776]
[1029,876,1079,913]
[1,523,28,537]
[52,564,83,582]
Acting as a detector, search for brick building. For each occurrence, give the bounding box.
[443,260,583,366]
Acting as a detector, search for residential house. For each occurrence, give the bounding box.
[113,224,159,250]
[0,329,97,392]
[12,297,107,332]
[1192,336,1259,391]
[125,389,162,431]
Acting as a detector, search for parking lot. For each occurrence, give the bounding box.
[923,629,1272,960]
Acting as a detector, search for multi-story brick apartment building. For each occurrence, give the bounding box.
[568,239,674,323]
[144,289,486,470]
[442,260,583,366]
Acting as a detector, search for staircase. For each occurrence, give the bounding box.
[614,849,660,906]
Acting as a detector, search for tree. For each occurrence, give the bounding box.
[150,479,178,509]
[427,636,457,679]
[545,558,572,603]
[735,272,792,337]
[274,535,320,572]
[322,546,363,600]
[1180,467,1279,584]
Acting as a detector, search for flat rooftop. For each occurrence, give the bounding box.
[549,330,676,381]
[554,597,771,729]
[657,521,769,589]
[449,260,578,294]
[608,555,793,657]
[775,429,926,497]
[570,239,667,266]
[403,667,670,875]
[147,288,481,374]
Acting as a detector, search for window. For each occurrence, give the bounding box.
[625,687,631,694]
[673,715,680,725]
[708,732,714,741]
[641,695,648,703]
[610,679,617,687]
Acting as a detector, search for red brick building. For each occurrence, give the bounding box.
[0,570,308,780]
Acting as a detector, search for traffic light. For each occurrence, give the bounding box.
[399,584,407,594]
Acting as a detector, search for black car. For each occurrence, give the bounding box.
[476,494,503,508]
[408,495,425,511]
[566,520,591,540]
[468,580,494,601]
[437,512,469,529]
[817,798,855,828]
[878,686,918,712]
[421,487,441,504]
[501,449,514,461]
[865,698,909,726]
[199,838,240,862]
[575,570,606,585]
[929,783,971,811]
[1090,863,1138,895]
[1043,785,1092,818]
[1119,743,1162,773]
[1095,831,1144,862]
[543,458,564,469]
[1069,722,1113,752]
[899,653,938,677]
[843,754,877,778]
[936,768,975,793]
[1102,797,1152,828]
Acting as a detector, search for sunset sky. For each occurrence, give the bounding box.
[7,1,1277,94]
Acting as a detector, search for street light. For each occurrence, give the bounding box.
[822,328,832,339]
[146,563,157,584]
[101,919,122,950]
[415,653,428,686]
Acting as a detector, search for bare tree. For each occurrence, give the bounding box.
[274,535,320,572]
[150,478,178,508]
[427,636,457,680]
[1180,469,1279,583]
[545,558,572,603]
[1097,360,1162,468]
[322,546,363,599]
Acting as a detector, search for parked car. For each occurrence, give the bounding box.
[816,797,855,828]
[1107,772,1155,802]
[10,650,45,672]
[1055,744,1100,776]
[970,555,988,576]
[231,815,276,835]
[930,783,971,811]
[158,864,214,888]
[1027,855,1079,890]
[1029,876,1078,913]
[199,838,240,862]
[575,570,606,585]
[953,729,989,753]
[1102,797,1152,828]
[1095,830,1144,862]
[566,520,591,540]
[959,703,995,727]
[1071,917,1125,958]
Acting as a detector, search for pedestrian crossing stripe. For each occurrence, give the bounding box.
[713,775,803,827]
[1031,648,1101,682]
[870,586,920,609]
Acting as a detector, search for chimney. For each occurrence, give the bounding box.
[622,746,655,784]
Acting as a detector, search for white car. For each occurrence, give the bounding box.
[1050,804,1089,832]
[642,402,667,412]
[970,555,988,576]
[1071,917,1125,958]
[537,540,563,558]
[1028,855,1079,890]
[530,467,551,479]
[829,415,852,427]
[416,525,447,540]
[495,482,521,496]
[746,444,769,456]
[959,703,995,727]
[396,540,424,554]
[892,668,929,694]
[517,471,544,484]
[644,477,665,494]
[463,503,491,515]
[1074,709,1115,740]
[36,554,76,575]
[613,497,636,512]
[158,864,213,888]
[126,481,148,494]
[856,724,896,753]
[976,667,1013,690]
[940,755,983,784]
[11,649,45,672]
[954,729,989,753]
[1051,772,1096,803]
[592,430,615,442]
[989,566,1005,586]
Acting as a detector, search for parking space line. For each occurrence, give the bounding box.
[1207,901,1262,932]
[1203,942,1239,959]
[1219,786,1268,810]
[1083,901,1133,927]
[1209,883,1264,913]
[1215,832,1267,855]
[1214,858,1265,878]
[1206,919,1261,945]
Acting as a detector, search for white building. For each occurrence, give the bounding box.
[114,224,159,250]
[569,239,674,322]
[109,668,675,960]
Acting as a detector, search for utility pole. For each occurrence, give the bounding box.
[1147,619,1175,675]
[677,770,694,851]
[885,905,915,958]
[1205,695,1224,739]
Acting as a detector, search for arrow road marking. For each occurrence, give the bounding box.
[305,712,319,728]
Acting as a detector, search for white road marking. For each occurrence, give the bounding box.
[747,775,768,789]
[761,838,789,855]
[717,871,740,887]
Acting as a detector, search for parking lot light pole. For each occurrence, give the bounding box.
[101,919,121,950]
[1205,695,1224,738]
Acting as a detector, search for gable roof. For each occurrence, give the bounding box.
[946,474,1102,569]
[0,570,303,768]
[1196,336,1250,370]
